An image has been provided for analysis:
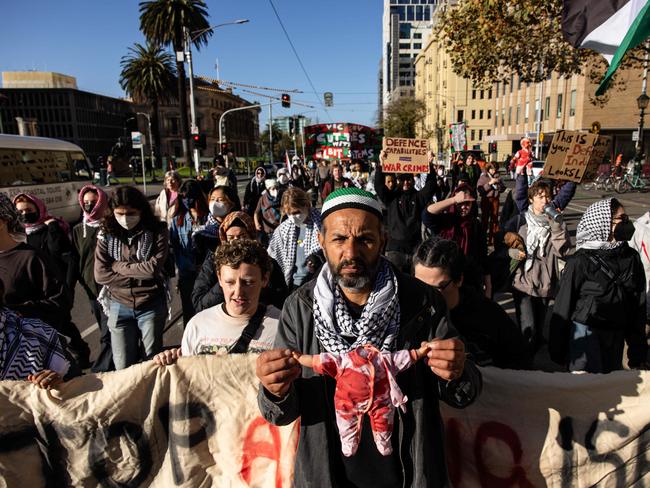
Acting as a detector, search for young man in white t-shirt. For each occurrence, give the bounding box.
[154,239,281,364]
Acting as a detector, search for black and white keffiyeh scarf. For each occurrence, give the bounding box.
[268,208,322,285]
[576,198,623,251]
[524,210,551,271]
[0,308,69,380]
[313,257,400,354]
[104,230,154,262]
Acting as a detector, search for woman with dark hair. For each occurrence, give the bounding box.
[170,180,209,326]
[550,198,648,372]
[94,186,169,370]
[413,238,529,369]
[192,211,289,313]
[13,193,73,289]
[206,185,241,228]
[422,182,490,296]
[72,185,113,372]
[243,165,267,215]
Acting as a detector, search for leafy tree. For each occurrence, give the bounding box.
[119,42,176,167]
[437,0,647,103]
[139,0,211,163]
[381,96,429,138]
[260,124,284,161]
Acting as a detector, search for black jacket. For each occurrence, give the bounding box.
[191,251,289,313]
[26,222,74,291]
[243,178,266,215]
[549,245,648,366]
[450,287,530,369]
[374,164,437,253]
[258,269,482,487]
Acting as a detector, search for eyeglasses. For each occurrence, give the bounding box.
[431,279,453,292]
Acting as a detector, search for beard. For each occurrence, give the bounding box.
[331,257,379,291]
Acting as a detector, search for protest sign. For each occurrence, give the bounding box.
[544,130,612,183]
[450,122,467,152]
[381,137,430,173]
[0,359,648,487]
[304,123,382,161]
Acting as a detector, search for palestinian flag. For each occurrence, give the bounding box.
[562,0,650,95]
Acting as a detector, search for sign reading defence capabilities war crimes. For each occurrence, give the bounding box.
[381,137,430,173]
[543,130,611,183]
[304,123,383,161]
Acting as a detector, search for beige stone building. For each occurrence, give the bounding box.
[2,71,77,89]
[415,33,648,165]
[492,70,648,163]
[415,33,495,159]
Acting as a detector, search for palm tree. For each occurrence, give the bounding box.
[119,42,176,169]
[139,0,212,165]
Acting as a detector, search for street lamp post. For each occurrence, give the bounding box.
[185,19,249,175]
[135,112,155,183]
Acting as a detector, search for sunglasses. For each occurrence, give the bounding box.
[431,279,453,292]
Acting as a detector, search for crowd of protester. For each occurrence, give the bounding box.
[0,149,647,485]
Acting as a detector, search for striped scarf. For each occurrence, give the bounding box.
[268,208,322,285]
[312,257,400,354]
[106,230,154,262]
[0,308,70,380]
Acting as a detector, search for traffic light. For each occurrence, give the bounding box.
[281,93,291,108]
[488,142,497,153]
[192,133,206,150]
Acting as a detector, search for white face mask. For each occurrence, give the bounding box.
[278,175,289,185]
[269,188,279,198]
[288,211,307,226]
[437,168,444,176]
[210,201,229,218]
[115,214,140,230]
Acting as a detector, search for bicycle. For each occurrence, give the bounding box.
[615,171,647,193]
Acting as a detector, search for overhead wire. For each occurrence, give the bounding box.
[267,0,332,122]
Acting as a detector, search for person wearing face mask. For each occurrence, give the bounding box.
[267,187,322,289]
[276,167,292,191]
[71,185,113,372]
[477,163,506,246]
[13,193,73,291]
[170,180,209,326]
[244,166,267,215]
[94,186,169,370]
[375,150,438,273]
[549,199,648,373]
[254,179,283,247]
[500,179,572,357]
[192,211,288,314]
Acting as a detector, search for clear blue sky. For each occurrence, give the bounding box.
[1,0,382,128]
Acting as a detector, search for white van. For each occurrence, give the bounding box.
[0,134,93,222]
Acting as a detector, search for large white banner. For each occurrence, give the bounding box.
[0,357,647,486]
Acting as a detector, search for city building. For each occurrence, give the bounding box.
[146,78,261,163]
[0,72,134,164]
[2,71,77,89]
[414,27,494,158]
[492,71,649,163]
[381,0,438,114]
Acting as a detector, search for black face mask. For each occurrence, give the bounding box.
[614,220,635,242]
[83,202,96,213]
[20,212,39,224]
